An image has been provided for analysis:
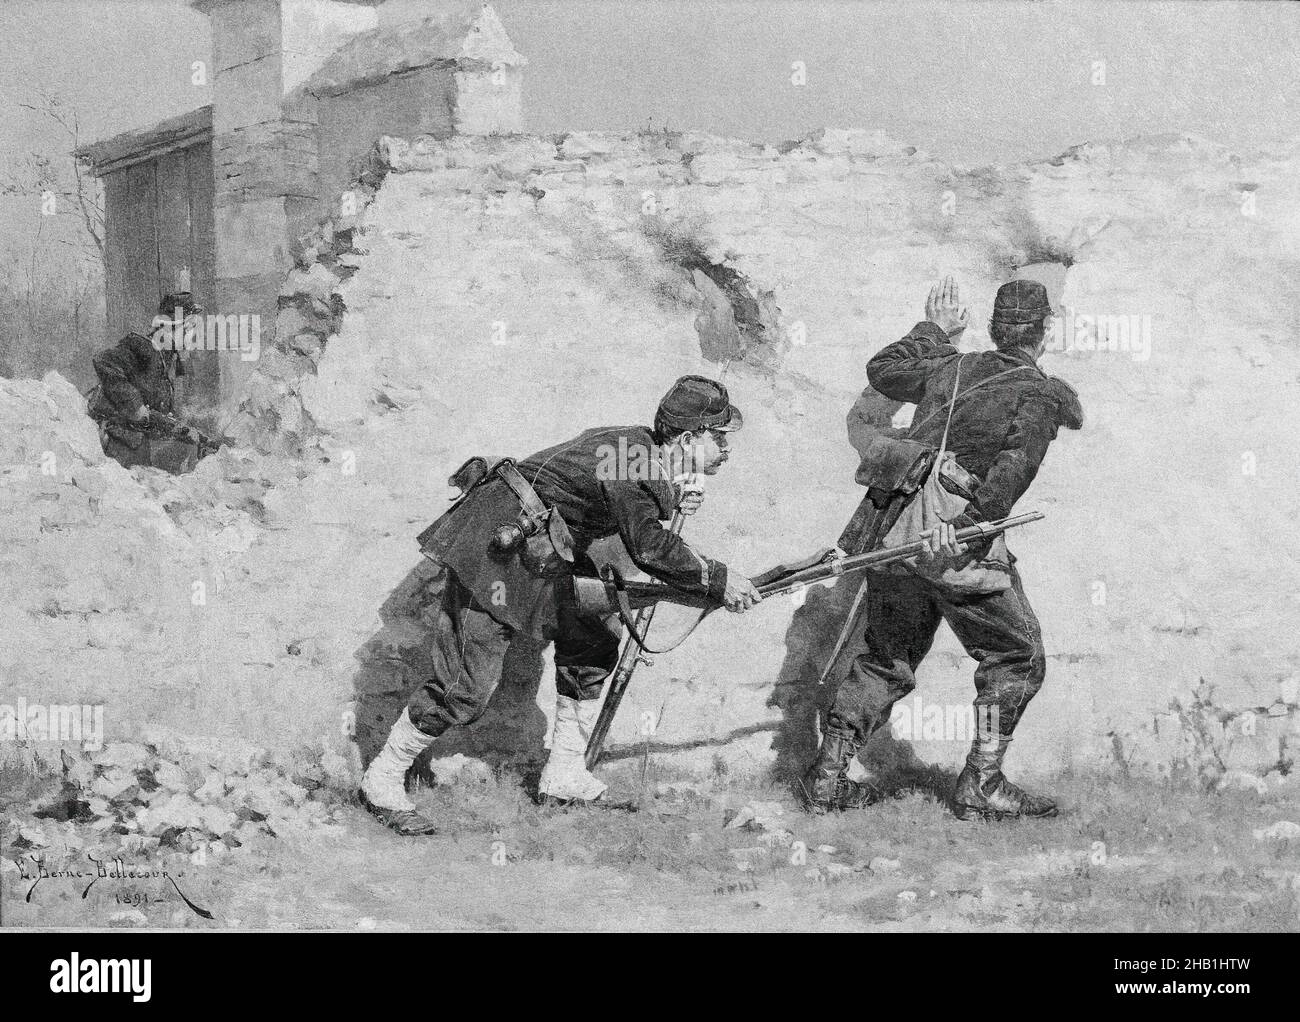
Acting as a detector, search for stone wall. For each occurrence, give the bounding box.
[252,128,1297,785]
[197,0,522,408]
[315,65,458,204]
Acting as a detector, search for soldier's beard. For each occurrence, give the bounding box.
[666,435,727,476]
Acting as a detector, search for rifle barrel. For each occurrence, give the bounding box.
[579,510,1044,768]
[759,512,1045,597]
[609,511,1045,612]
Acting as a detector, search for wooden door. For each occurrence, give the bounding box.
[101,139,216,406]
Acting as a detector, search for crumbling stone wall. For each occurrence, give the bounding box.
[315,65,458,203]
[8,126,1296,790]
[199,0,523,406]
[229,145,390,452]
[247,127,1296,781]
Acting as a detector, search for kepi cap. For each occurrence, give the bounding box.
[992,279,1052,324]
[157,292,204,319]
[656,375,743,433]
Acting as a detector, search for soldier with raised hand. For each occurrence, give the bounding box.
[805,276,1083,820]
[360,375,761,835]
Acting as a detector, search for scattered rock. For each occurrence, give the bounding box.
[33,786,94,823]
[17,825,49,848]
[724,800,786,832]
[94,743,150,772]
[194,772,227,802]
[5,739,341,864]
[151,761,191,793]
[139,793,203,834]
[85,796,112,817]
[1216,770,1267,796]
[1252,820,1300,841]
[91,768,137,800]
[869,856,901,873]
[1263,770,1293,789]
[59,749,95,789]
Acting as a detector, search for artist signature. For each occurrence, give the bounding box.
[14,853,213,919]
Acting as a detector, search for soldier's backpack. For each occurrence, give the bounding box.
[417,456,575,579]
[849,356,1035,595]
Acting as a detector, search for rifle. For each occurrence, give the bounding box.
[581,511,1044,688]
[582,512,1044,620]
[579,511,1043,767]
[152,411,231,455]
[101,410,229,457]
[584,508,687,770]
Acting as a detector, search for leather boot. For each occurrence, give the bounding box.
[359,708,440,835]
[801,730,879,813]
[951,731,1057,821]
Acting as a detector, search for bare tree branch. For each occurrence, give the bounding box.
[17,90,105,259]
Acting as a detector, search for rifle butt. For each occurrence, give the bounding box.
[583,509,687,769]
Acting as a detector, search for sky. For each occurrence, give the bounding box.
[498,0,1300,162]
[0,0,1295,271]
[0,0,1297,172]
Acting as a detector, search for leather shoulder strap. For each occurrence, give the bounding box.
[909,364,1039,439]
[496,460,549,519]
[601,564,712,655]
[937,354,967,458]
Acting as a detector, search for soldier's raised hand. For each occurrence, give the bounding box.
[925,276,969,338]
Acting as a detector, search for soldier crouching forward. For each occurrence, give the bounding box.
[359,375,762,835]
[806,278,1083,820]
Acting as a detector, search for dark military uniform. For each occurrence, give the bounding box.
[361,374,743,832]
[90,291,203,472]
[805,279,1083,819]
[89,331,178,468]
[91,332,176,420]
[407,424,729,738]
[828,319,1083,744]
